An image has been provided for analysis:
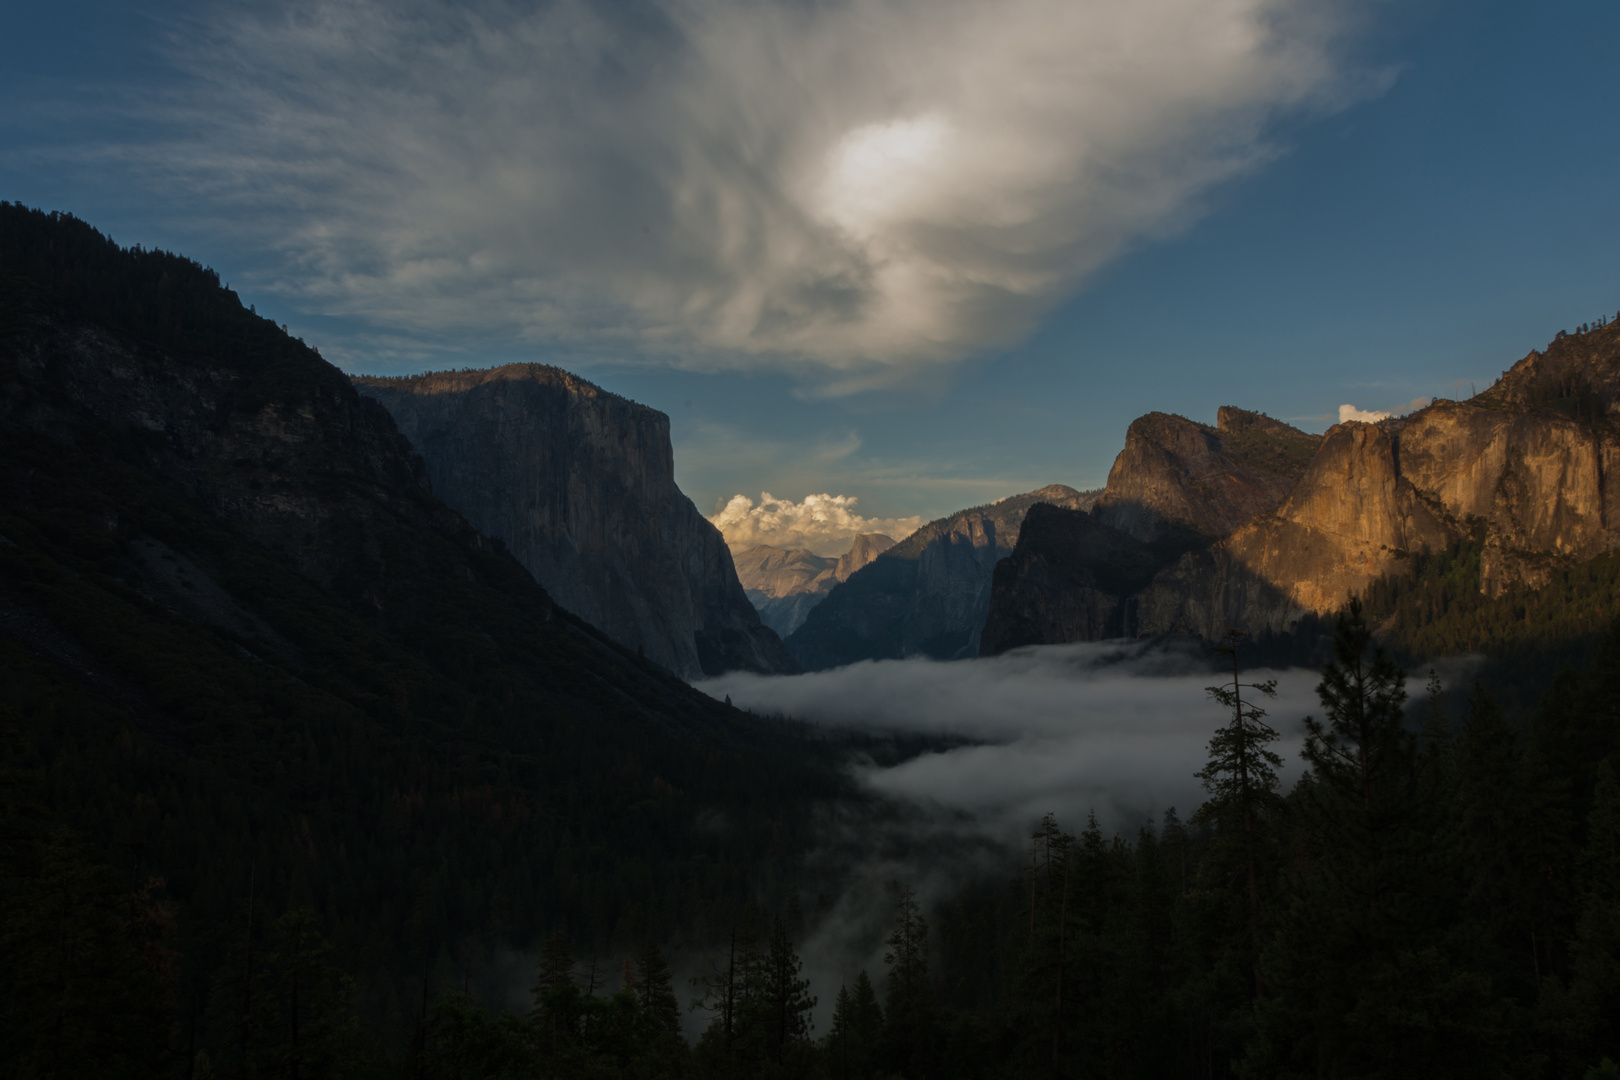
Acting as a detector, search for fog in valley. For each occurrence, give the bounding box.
[696,641,1485,1023]
[700,640,1323,842]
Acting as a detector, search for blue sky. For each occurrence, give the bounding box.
[5,0,1618,553]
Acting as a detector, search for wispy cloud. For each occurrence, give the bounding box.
[102,0,1374,389]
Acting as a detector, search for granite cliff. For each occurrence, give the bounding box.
[733,532,894,638]
[786,485,1098,669]
[983,320,1620,652]
[354,366,795,679]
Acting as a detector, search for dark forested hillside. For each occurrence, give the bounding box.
[0,204,849,1072]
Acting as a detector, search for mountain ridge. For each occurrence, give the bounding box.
[984,322,1620,656]
[785,484,1100,668]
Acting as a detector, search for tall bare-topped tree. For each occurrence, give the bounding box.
[1193,627,1282,996]
[884,886,929,1014]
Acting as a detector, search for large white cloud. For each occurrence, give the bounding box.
[149,0,1370,386]
[710,492,924,556]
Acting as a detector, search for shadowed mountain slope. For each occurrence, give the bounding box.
[0,204,840,1038]
[733,533,896,638]
[785,485,1098,669]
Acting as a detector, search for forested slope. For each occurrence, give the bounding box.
[0,204,845,1071]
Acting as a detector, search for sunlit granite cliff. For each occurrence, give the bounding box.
[983,322,1620,652]
[355,365,796,678]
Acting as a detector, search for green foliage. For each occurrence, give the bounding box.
[1359,537,1620,664]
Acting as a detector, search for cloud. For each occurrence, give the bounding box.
[122,0,1371,388]
[1338,396,1432,424]
[700,640,1333,840]
[709,492,925,556]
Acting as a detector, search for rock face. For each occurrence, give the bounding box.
[979,504,1165,652]
[354,366,796,679]
[733,533,896,638]
[982,411,1320,653]
[786,485,1098,669]
[837,533,897,582]
[984,321,1620,649]
[733,546,837,638]
[1092,408,1319,542]
[1136,420,1451,639]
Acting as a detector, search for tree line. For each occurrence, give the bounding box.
[8,599,1620,1077]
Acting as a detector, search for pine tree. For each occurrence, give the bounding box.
[634,938,681,1035]
[884,886,929,1014]
[1454,683,1572,1000]
[828,984,855,1080]
[1562,760,1620,1066]
[1243,600,1514,1078]
[762,915,815,1063]
[850,969,883,1058]
[881,886,933,1077]
[691,903,764,1065]
[1192,629,1283,995]
[250,909,363,1079]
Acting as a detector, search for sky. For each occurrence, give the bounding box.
[5,0,1619,553]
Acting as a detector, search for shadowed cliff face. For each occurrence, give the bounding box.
[979,504,1168,653]
[987,323,1620,650]
[787,485,1099,669]
[354,366,796,678]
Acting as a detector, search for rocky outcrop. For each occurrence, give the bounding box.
[1136,420,1451,638]
[354,366,796,679]
[786,485,1098,669]
[837,533,897,582]
[979,504,1165,653]
[985,321,1620,649]
[734,546,837,638]
[733,533,896,638]
[1092,408,1318,542]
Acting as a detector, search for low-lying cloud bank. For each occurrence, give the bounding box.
[700,640,1323,839]
[710,492,925,556]
[122,0,1374,386]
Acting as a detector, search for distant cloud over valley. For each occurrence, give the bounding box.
[710,492,924,557]
[1338,396,1432,424]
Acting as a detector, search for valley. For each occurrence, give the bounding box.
[5,204,1620,1078]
